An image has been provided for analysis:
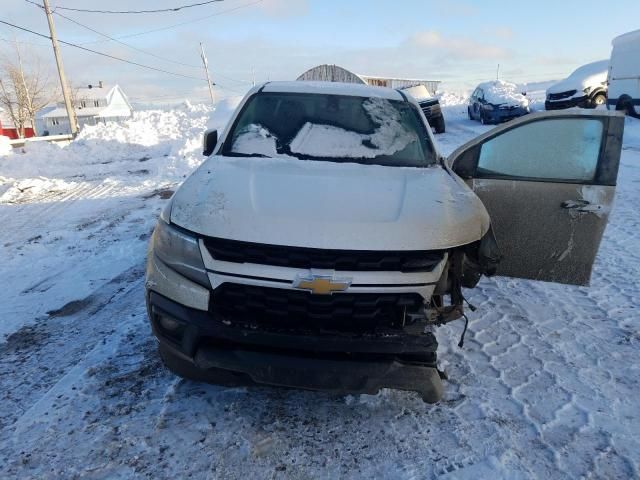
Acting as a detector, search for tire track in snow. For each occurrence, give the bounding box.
[0,181,118,246]
[0,264,144,433]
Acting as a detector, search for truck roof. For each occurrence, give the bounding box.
[262,81,404,101]
[612,29,640,46]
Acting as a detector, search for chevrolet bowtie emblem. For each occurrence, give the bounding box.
[293,274,352,295]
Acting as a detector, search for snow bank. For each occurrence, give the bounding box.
[0,136,11,156]
[0,101,237,184]
[437,91,469,108]
[206,96,243,133]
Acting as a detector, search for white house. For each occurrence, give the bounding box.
[41,82,133,135]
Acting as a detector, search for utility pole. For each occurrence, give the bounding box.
[199,42,215,105]
[43,0,77,136]
[496,63,500,81]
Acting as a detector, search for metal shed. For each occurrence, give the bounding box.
[296,64,440,95]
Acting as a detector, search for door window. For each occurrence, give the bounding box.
[477,118,603,182]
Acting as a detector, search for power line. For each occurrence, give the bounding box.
[78,0,263,43]
[26,1,255,84]
[49,9,203,69]
[0,20,207,81]
[45,0,224,14]
[0,36,50,47]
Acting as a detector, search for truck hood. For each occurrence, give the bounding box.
[547,70,607,95]
[170,156,490,251]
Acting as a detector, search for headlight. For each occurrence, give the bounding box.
[482,104,494,111]
[153,219,209,286]
[159,198,173,223]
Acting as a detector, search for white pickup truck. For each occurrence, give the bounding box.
[545,60,609,110]
[145,81,624,402]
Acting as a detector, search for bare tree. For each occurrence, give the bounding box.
[0,42,54,137]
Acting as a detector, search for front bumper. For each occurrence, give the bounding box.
[485,108,529,123]
[545,95,590,110]
[147,291,443,402]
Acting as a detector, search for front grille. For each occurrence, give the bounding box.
[203,237,444,272]
[211,284,424,333]
[548,90,577,100]
[418,100,441,119]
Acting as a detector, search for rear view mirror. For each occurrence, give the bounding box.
[202,129,218,156]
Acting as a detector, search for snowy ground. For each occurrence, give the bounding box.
[0,97,639,479]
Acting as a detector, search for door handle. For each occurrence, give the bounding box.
[562,200,590,209]
[562,200,603,213]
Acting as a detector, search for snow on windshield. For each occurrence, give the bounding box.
[230,124,279,157]
[231,97,419,160]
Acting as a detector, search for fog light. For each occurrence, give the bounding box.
[159,314,182,332]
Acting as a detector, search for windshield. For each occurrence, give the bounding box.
[222,92,436,167]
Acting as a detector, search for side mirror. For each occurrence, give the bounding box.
[448,144,480,176]
[202,129,218,156]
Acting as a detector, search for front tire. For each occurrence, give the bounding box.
[591,92,606,108]
[433,116,446,134]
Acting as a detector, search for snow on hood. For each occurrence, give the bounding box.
[546,60,608,95]
[401,85,433,102]
[477,80,529,108]
[169,155,490,251]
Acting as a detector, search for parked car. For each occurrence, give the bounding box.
[145,81,624,402]
[468,80,530,124]
[607,29,640,117]
[545,60,608,110]
[402,84,446,134]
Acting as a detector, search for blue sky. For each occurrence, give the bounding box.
[2,0,638,103]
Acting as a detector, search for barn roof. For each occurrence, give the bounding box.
[296,64,441,94]
[262,81,404,100]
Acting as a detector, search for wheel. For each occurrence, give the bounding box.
[591,92,606,108]
[159,343,251,387]
[616,97,637,117]
[467,106,473,120]
[480,112,487,125]
[433,116,446,134]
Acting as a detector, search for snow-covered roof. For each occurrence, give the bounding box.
[476,80,528,107]
[262,81,404,100]
[76,84,113,100]
[612,28,640,46]
[568,60,609,79]
[42,84,133,120]
[36,105,57,119]
[42,107,95,118]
